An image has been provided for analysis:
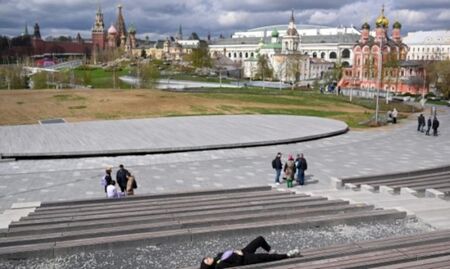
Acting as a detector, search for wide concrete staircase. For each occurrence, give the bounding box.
[0,186,405,260]
[337,164,450,199]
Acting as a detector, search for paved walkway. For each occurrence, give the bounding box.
[0,106,449,229]
[0,115,347,158]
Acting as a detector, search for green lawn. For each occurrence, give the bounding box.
[74,68,133,89]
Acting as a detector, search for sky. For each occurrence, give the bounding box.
[0,0,449,40]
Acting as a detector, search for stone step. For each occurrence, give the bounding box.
[388,177,450,191]
[34,189,286,213]
[7,204,374,236]
[17,196,330,223]
[373,255,450,269]
[0,205,378,247]
[0,209,406,259]
[29,191,300,217]
[39,186,272,208]
[340,165,450,186]
[352,172,450,187]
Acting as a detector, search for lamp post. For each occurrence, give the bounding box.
[375,38,382,124]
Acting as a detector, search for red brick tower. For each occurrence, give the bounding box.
[91,5,106,51]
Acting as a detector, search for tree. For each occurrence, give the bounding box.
[0,65,27,89]
[189,47,211,68]
[256,54,273,81]
[285,54,302,90]
[434,60,450,99]
[383,49,401,95]
[139,62,160,88]
[141,49,147,59]
[31,71,48,89]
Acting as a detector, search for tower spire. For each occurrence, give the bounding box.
[24,22,29,36]
[290,9,295,23]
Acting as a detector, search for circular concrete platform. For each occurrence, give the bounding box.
[0,115,348,159]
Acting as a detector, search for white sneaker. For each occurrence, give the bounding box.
[275,182,280,185]
[287,248,300,258]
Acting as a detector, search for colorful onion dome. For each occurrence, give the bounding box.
[361,22,370,30]
[375,5,389,28]
[271,28,279,38]
[393,21,402,29]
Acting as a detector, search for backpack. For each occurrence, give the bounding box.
[272,159,276,169]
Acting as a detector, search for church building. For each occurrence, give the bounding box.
[339,6,428,95]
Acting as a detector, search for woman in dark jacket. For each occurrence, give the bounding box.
[199,236,300,269]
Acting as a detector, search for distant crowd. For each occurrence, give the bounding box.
[272,152,308,188]
[101,164,138,198]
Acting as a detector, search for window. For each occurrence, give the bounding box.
[329,52,337,59]
[341,49,350,58]
[250,52,254,57]
[321,52,325,59]
[228,53,231,58]
[313,52,317,58]
[239,52,242,58]
[245,52,248,58]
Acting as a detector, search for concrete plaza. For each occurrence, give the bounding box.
[0,107,449,229]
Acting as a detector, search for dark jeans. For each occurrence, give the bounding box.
[433,128,438,136]
[275,169,282,183]
[241,236,288,265]
[297,169,305,185]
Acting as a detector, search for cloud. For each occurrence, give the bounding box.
[0,0,449,39]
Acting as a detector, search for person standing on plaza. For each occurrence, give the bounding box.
[106,180,119,198]
[126,175,138,195]
[417,114,425,132]
[116,164,131,193]
[284,155,296,188]
[426,116,432,136]
[432,117,440,136]
[101,167,113,194]
[272,153,283,185]
[295,153,308,186]
[392,108,398,124]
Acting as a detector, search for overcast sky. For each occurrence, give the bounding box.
[0,0,449,40]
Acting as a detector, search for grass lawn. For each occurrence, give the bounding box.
[73,68,133,89]
[0,87,419,128]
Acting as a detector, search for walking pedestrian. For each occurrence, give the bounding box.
[272,153,283,185]
[295,153,308,186]
[392,108,398,124]
[116,164,131,193]
[426,116,432,136]
[284,155,296,188]
[432,117,440,136]
[199,236,301,269]
[417,114,425,132]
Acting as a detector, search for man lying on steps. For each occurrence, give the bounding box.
[199,236,301,269]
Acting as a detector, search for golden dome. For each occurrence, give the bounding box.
[375,5,389,28]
